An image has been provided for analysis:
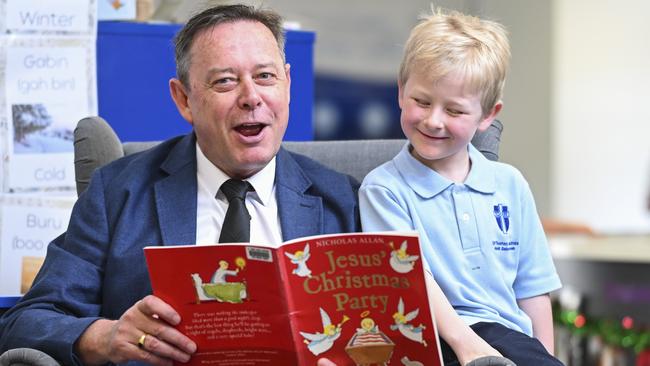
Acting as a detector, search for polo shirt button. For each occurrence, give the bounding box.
[462,213,470,221]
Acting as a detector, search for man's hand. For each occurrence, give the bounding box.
[75,295,197,366]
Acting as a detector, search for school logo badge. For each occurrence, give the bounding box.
[493,204,510,234]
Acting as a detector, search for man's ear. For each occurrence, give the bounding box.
[169,78,194,125]
[478,101,503,132]
[284,63,292,103]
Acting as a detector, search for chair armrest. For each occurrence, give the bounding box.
[74,116,125,196]
[0,348,61,366]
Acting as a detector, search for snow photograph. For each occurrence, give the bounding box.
[12,103,73,154]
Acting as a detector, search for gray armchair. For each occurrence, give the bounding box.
[73,116,501,196]
[0,349,59,366]
[0,115,502,366]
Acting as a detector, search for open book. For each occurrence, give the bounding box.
[144,232,443,366]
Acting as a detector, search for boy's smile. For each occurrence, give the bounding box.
[398,70,500,182]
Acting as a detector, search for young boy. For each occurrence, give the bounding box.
[359,9,563,366]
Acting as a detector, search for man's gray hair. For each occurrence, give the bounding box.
[173,4,285,88]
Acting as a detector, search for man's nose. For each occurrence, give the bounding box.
[238,78,262,110]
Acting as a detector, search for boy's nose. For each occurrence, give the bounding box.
[424,110,445,129]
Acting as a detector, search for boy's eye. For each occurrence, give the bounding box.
[447,108,464,116]
[413,98,430,107]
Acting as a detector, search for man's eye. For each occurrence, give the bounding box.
[214,77,234,85]
[210,78,237,91]
[257,72,276,81]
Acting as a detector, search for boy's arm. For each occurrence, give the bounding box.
[424,271,505,365]
[360,183,503,364]
[517,294,554,354]
[512,172,561,355]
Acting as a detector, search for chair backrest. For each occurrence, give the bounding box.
[73,116,502,196]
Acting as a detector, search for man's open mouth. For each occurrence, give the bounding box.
[236,123,265,137]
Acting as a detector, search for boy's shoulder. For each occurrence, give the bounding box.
[360,145,532,197]
[469,145,528,186]
[485,160,529,187]
[485,159,523,177]
[360,144,416,192]
[474,158,538,203]
[361,158,403,189]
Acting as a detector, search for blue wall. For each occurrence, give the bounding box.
[314,74,402,140]
[97,21,315,142]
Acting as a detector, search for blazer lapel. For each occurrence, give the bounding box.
[154,134,197,245]
[275,148,323,241]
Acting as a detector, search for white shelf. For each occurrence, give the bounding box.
[549,235,650,263]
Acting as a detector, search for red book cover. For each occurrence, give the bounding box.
[144,232,443,366]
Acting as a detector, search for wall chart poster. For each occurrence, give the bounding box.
[1,38,96,191]
[0,193,75,295]
[0,0,97,192]
[1,0,96,35]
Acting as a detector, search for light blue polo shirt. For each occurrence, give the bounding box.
[360,143,562,336]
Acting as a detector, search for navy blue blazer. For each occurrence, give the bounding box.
[0,133,360,365]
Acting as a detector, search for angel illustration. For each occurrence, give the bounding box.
[300,307,349,355]
[389,240,419,273]
[284,243,312,277]
[390,297,427,346]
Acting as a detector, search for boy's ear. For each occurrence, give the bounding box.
[478,101,503,132]
[397,81,404,109]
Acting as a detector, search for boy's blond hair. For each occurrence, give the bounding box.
[399,8,510,115]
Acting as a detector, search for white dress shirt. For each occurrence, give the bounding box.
[195,143,283,247]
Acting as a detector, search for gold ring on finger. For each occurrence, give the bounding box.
[137,333,148,349]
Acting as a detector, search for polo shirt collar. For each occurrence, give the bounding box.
[465,144,497,194]
[196,143,276,206]
[394,142,496,199]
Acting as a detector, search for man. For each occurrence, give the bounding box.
[0,5,358,366]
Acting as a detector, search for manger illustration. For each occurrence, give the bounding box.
[390,298,427,347]
[191,257,247,303]
[389,240,420,274]
[300,307,349,356]
[285,243,312,277]
[345,315,395,366]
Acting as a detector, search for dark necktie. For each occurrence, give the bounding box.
[218,179,253,243]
